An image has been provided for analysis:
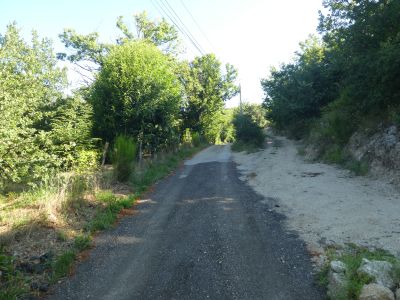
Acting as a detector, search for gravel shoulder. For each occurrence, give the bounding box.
[232,133,400,257]
[48,145,323,299]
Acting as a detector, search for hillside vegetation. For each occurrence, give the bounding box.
[262,0,400,168]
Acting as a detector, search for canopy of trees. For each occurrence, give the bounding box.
[91,40,182,152]
[0,24,93,189]
[262,0,400,142]
[0,12,239,190]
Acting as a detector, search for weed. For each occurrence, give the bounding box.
[56,230,68,242]
[50,251,76,283]
[0,250,28,299]
[95,190,117,203]
[113,135,137,182]
[73,234,92,251]
[345,160,369,176]
[319,245,400,299]
[322,145,346,164]
[297,147,306,156]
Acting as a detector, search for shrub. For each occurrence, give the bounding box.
[191,132,202,147]
[233,114,264,147]
[112,135,137,182]
[182,128,193,145]
[73,150,99,173]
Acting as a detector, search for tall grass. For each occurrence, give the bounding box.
[112,135,137,182]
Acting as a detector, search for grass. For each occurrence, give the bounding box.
[132,144,206,192]
[50,251,76,284]
[318,244,400,299]
[0,250,28,300]
[322,146,369,176]
[0,143,207,299]
[297,146,306,156]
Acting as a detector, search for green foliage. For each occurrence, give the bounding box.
[73,234,92,251]
[191,132,202,147]
[0,250,27,299]
[117,12,181,54]
[47,95,95,170]
[182,128,193,145]
[91,41,181,152]
[262,35,337,136]
[50,251,76,283]
[233,114,264,148]
[237,103,268,128]
[181,54,239,137]
[112,136,137,182]
[263,0,400,165]
[74,150,99,173]
[0,23,96,191]
[202,109,235,144]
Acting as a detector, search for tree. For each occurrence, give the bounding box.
[181,54,239,137]
[117,11,181,54]
[0,23,95,190]
[90,40,182,153]
[58,11,181,81]
[262,35,337,136]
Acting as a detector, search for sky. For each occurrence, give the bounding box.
[1,0,324,107]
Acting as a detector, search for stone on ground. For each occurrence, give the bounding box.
[357,258,395,290]
[359,283,394,300]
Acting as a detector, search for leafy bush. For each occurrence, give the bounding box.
[74,150,99,173]
[262,0,400,151]
[182,128,193,145]
[191,132,202,147]
[90,40,181,151]
[112,135,137,182]
[233,114,264,147]
[0,24,94,191]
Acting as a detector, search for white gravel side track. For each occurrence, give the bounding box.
[232,134,400,256]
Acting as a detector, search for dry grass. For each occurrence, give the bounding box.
[0,170,127,262]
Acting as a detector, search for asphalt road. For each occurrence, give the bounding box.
[48,145,324,300]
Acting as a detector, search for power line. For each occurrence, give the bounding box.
[161,0,206,54]
[179,0,215,51]
[149,0,195,57]
[150,0,205,56]
[157,0,205,55]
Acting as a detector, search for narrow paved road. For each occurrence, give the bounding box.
[49,145,323,300]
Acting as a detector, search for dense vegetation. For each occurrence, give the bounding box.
[262,0,400,158]
[231,103,267,152]
[0,13,239,191]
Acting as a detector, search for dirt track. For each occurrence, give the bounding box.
[233,133,400,256]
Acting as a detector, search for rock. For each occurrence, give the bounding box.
[17,262,35,274]
[395,288,400,300]
[39,283,50,292]
[357,258,395,290]
[39,252,54,262]
[359,283,394,300]
[330,260,347,274]
[327,271,347,299]
[384,126,398,148]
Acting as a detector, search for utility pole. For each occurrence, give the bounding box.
[239,84,243,115]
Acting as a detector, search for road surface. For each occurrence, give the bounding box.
[49,145,323,300]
